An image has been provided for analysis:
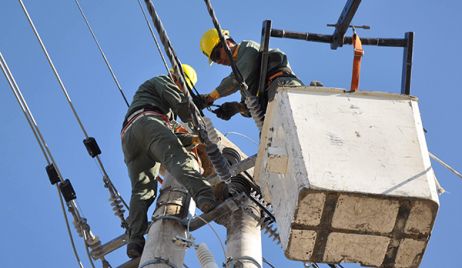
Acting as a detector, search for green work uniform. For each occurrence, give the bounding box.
[121,75,214,247]
[214,40,304,112]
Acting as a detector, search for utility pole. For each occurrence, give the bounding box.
[139,170,191,268]
[224,200,262,268]
[218,133,263,268]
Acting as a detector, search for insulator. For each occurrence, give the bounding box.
[195,243,219,268]
[222,147,241,165]
[203,117,220,144]
[205,142,231,182]
[244,95,265,130]
[109,195,126,225]
[73,218,84,238]
[229,175,253,195]
[261,221,281,245]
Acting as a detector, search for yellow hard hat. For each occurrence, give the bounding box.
[170,64,197,89]
[200,28,230,64]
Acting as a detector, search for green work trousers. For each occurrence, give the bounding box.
[121,115,212,246]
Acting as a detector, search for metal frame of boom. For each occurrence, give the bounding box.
[258,0,414,95]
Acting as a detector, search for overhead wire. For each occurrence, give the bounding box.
[429,152,462,180]
[187,215,227,259]
[19,0,129,229]
[0,52,84,268]
[135,0,171,78]
[72,0,129,107]
[224,131,258,145]
[142,0,233,182]
[202,0,265,130]
[262,257,276,268]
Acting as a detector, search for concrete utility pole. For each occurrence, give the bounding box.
[218,133,263,268]
[139,170,191,268]
[224,200,262,268]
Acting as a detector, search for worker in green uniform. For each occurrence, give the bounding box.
[198,28,307,120]
[121,64,217,258]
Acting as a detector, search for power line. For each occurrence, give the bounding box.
[263,257,276,268]
[73,0,130,106]
[429,152,462,180]
[135,0,171,78]
[0,52,85,268]
[19,0,129,228]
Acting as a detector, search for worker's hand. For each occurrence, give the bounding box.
[212,102,242,120]
[193,94,214,110]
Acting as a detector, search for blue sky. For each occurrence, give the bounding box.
[1,1,461,267]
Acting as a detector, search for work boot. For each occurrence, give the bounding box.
[213,181,232,203]
[127,241,144,259]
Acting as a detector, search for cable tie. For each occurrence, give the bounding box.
[46,163,60,185]
[59,179,77,202]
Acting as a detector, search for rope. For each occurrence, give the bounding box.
[429,152,462,180]
[135,0,172,79]
[0,52,84,268]
[19,0,130,225]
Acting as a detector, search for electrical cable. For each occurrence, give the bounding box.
[19,0,130,227]
[262,257,276,268]
[224,131,258,145]
[187,215,227,259]
[142,0,232,183]
[73,0,129,107]
[57,187,85,268]
[429,152,462,180]
[0,52,85,268]
[202,0,265,130]
[135,0,172,79]
[84,236,97,268]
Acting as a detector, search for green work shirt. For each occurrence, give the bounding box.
[125,75,191,123]
[215,40,294,99]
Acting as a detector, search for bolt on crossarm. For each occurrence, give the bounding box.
[202,0,265,130]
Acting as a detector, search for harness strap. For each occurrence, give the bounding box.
[120,108,169,138]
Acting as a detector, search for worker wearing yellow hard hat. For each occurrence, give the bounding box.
[121,63,218,259]
[198,28,305,120]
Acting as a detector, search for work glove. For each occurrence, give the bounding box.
[212,101,242,121]
[192,94,214,110]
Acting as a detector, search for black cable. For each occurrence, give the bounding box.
[263,257,276,268]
